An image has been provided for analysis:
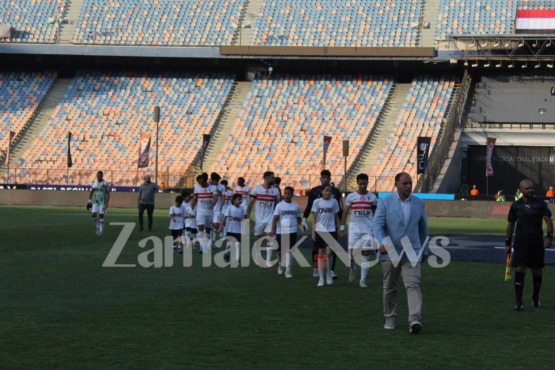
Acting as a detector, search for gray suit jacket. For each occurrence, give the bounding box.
[373,193,428,262]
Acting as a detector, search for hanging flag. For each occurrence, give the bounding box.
[323,135,332,169]
[416,137,432,174]
[138,133,151,168]
[67,132,73,168]
[516,9,555,33]
[4,131,15,166]
[486,137,496,177]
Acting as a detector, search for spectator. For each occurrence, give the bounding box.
[138,175,160,231]
[470,185,480,196]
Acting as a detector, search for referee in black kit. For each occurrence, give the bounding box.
[303,169,343,279]
[505,179,553,311]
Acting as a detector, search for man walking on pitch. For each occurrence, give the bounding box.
[138,175,159,231]
[88,171,110,236]
[339,173,378,288]
[303,169,343,279]
[505,179,553,311]
[374,172,428,334]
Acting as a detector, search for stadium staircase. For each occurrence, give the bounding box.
[232,0,263,45]
[419,0,440,47]
[193,81,252,174]
[342,83,412,192]
[8,78,73,168]
[58,0,84,44]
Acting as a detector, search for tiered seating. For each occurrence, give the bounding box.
[371,75,456,191]
[435,0,554,39]
[253,0,422,47]
[0,0,62,43]
[0,71,56,143]
[72,0,245,46]
[209,73,393,189]
[15,71,235,185]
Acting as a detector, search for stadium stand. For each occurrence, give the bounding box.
[253,0,423,47]
[209,73,393,189]
[435,0,555,40]
[0,0,63,43]
[371,75,456,191]
[15,70,235,185]
[72,0,245,46]
[0,70,56,143]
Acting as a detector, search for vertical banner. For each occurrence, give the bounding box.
[323,135,332,169]
[67,132,73,168]
[486,137,496,177]
[416,136,432,174]
[201,134,211,170]
[4,130,15,166]
[138,133,151,168]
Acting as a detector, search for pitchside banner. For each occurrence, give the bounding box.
[486,137,496,177]
[416,137,431,174]
[323,135,332,168]
[138,133,151,168]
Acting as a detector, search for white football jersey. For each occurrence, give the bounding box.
[212,183,226,213]
[235,185,251,208]
[225,205,245,234]
[183,201,197,229]
[169,205,185,230]
[344,191,377,232]
[194,184,217,215]
[273,200,301,234]
[222,188,233,215]
[251,185,281,224]
[312,198,340,232]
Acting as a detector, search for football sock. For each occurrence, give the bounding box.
[285,252,292,272]
[361,255,370,282]
[312,249,318,269]
[331,252,337,271]
[350,257,356,272]
[198,231,206,253]
[98,218,104,233]
[318,255,325,279]
[532,273,543,300]
[92,217,98,227]
[234,241,241,262]
[327,255,333,277]
[266,241,273,265]
[515,271,525,303]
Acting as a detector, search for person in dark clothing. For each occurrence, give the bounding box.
[138,175,160,231]
[303,169,343,279]
[505,179,553,311]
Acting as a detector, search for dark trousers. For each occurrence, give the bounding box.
[139,203,155,230]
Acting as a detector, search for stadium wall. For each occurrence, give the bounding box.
[3,191,554,219]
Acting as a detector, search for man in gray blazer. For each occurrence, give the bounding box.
[373,172,428,334]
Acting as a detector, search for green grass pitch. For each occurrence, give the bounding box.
[1,205,554,369]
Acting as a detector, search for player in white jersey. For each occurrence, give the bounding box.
[169,196,185,254]
[220,179,233,234]
[247,171,281,266]
[210,172,225,245]
[87,171,110,236]
[219,194,246,265]
[191,173,217,253]
[182,192,197,251]
[339,173,378,288]
[235,177,250,211]
[311,185,341,287]
[270,186,306,278]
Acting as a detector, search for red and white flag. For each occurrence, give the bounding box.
[516,9,555,32]
[486,137,496,177]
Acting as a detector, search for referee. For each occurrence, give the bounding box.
[303,169,343,279]
[505,179,553,311]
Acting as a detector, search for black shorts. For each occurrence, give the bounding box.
[314,231,338,250]
[276,232,298,252]
[511,237,545,269]
[226,232,242,243]
[185,227,198,235]
[171,229,183,240]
